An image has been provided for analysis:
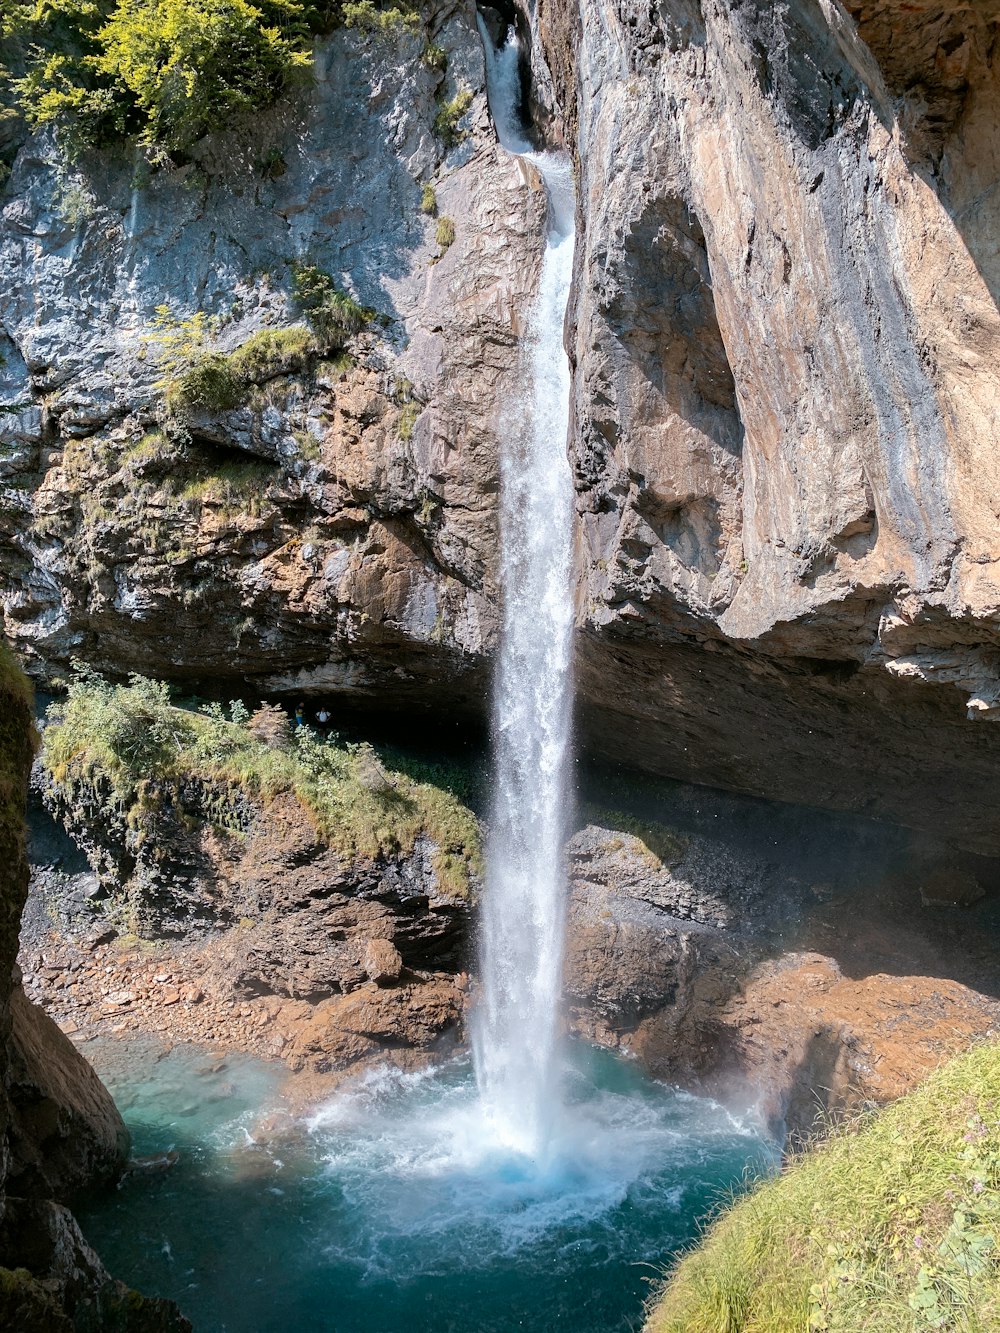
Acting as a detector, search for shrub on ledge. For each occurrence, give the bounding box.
[148,313,318,415]
[42,670,482,897]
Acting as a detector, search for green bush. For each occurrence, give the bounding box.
[396,400,420,440]
[147,310,318,414]
[4,0,316,154]
[342,0,419,35]
[228,325,316,378]
[290,262,374,346]
[419,181,436,214]
[433,87,471,148]
[648,1042,1000,1333]
[178,458,276,515]
[163,350,243,412]
[434,215,454,249]
[42,671,482,893]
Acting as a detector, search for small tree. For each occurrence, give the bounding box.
[248,703,291,751]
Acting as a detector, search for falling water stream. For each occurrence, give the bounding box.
[472,19,577,1160]
[76,25,776,1333]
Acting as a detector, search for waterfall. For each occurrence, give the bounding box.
[472,20,577,1159]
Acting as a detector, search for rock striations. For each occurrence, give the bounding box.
[0,1,543,718]
[542,0,1000,849]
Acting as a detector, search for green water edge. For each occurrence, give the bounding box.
[77,1038,777,1333]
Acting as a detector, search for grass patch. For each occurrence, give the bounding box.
[433,88,472,148]
[647,1042,1000,1333]
[163,351,244,413]
[120,430,177,469]
[397,401,420,440]
[227,325,316,379]
[420,181,437,215]
[148,309,319,416]
[178,458,277,516]
[435,215,455,250]
[42,671,482,897]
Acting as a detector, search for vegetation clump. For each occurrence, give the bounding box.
[290,262,374,346]
[433,87,471,147]
[648,1041,1000,1333]
[434,215,454,250]
[42,671,482,896]
[146,308,318,415]
[177,457,276,515]
[2,0,318,155]
[396,400,420,440]
[342,0,419,35]
[419,181,436,214]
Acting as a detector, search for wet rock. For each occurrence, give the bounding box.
[918,866,986,909]
[563,798,1000,1143]
[0,646,187,1327]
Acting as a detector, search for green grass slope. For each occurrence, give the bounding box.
[648,1042,1000,1333]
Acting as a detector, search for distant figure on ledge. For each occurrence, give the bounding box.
[316,705,331,733]
[294,702,305,728]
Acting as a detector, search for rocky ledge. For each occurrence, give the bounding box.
[563,779,1000,1141]
[23,706,1000,1144]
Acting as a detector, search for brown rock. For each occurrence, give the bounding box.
[363,938,403,985]
[7,988,129,1199]
[919,867,986,909]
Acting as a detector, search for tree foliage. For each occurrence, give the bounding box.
[2,0,317,153]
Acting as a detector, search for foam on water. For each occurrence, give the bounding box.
[79,1039,774,1333]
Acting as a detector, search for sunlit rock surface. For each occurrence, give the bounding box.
[5,0,1000,849]
[0,3,543,716]
[533,0,1000,850]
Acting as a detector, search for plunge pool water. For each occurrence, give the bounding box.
[77,1039,774,1333]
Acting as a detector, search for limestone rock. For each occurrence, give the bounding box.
[918,864,986,908]
[0,647,188,1327]
[7,987,129,1199]
[0,8,545,723]
[563,793,1000,1142]
[519,0,1000,852]
[37,776,473,1002]
[283,977,462,1072]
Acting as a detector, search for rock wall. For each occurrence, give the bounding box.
[564,791,1000,1141]
[5,0,1000,851]
[0,1,543,717]
[533,0,1000,851]
[0,646,189,1329]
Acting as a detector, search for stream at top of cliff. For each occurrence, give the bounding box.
[77,1039,775,1333]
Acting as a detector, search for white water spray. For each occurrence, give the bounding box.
[472,20,577,1160]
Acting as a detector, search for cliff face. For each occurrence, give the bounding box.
[4,0,1000,849]
[0,648,189,1330]
[548,0,1000,849]
[1,1,543,715]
